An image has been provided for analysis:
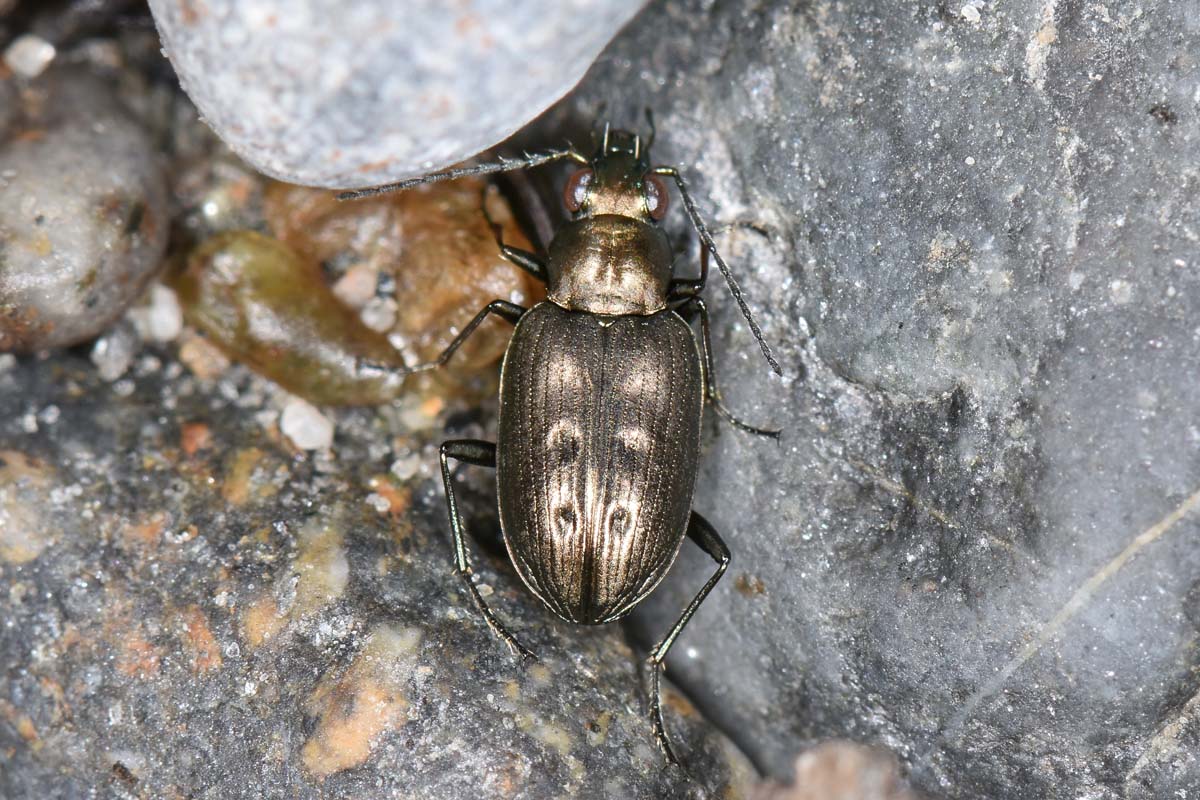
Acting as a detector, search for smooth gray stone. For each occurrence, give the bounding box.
[519,2,1200,798]
[148,0,645,188]
[0,67,168,352]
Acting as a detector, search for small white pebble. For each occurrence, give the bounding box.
[130,285,183,343]
[113,379,136,397]
[477,583,494,598]
[281,398,334,450]
[964,156,976,166]
[38,405,60,425]
[390,452,422,481]
[365,492,391,514]
[960,5,981,23]
[332,265,378,308]
[0,353,15,373]
[90,324,139,382]
[361,297,398,333]
[1109,279,1133,305]
[19,412,38,434]
[3,34,56,78]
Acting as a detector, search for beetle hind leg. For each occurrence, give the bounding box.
[644,512,730,765]
[440,439,536,661]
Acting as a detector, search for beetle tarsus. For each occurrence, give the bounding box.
[645,658,681,766]
[460,572,537,661]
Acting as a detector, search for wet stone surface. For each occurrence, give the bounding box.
[0,354,756,799]
[0,66,168,351]
[524,2,1200,798]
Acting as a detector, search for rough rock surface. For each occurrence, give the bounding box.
[148,0,646,187]
[0,66,169,351]
[519,2,1199,798]
[0,355,755,799]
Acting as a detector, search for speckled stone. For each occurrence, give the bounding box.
[0,66,168,351]
[0,353,756,799]
[148,0,646,188]
[525,2,1200,798]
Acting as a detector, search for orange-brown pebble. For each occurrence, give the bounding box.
[121,511,169,550]
[179,605,223,674]
[242,595,284,650]
[180,422,213,456]
[116,633,162,679]
[221,447,264,506]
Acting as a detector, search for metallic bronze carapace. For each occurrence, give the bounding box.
[338,118,780,766]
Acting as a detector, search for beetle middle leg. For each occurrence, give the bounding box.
[440,439,536,661]
[677,296,781,439]
[644,511,730,764]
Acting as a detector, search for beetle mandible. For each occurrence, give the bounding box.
[339,114,781,763]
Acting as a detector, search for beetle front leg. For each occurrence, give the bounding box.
[481,187,548,284]
[439,439,536,661]
[399,299,526,373]
[679,297,781,439]
[645,512,730,765]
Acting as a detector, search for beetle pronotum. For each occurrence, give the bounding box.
[339,113,780,763]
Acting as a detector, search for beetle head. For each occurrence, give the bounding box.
[562,125,669,224]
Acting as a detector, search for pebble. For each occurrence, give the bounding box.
[3,34,55,78]
[280,398,334,451]
[90,322,139,382]
[0,67,168,352]
[148,0,645,187]
[129,285,184,343]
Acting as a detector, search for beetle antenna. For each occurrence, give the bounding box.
[653,166,782,376]
[336,149,586,201]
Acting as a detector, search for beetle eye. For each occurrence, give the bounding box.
[643,174,668,221]
[563,168,594,213]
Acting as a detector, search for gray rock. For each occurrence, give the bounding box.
[0,355,756,799]
[148,0,645,188]
[526,2,1200,798]
[0,67,168,352]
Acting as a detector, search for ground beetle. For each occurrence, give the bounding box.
[339,115,781,763]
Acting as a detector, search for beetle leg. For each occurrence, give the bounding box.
[480,186,548,283]
[678,297,781,439]
[439,439,536,661]
[645,512,730,765]
[667,235,710,305]
[402,300,526,373]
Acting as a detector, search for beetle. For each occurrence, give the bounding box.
[339,115,781,763]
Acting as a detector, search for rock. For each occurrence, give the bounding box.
[753,742,918,800]
[0,66,168,352]
[148,0,646,188]
[529,2,1200,798]
[0,353,757,799]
